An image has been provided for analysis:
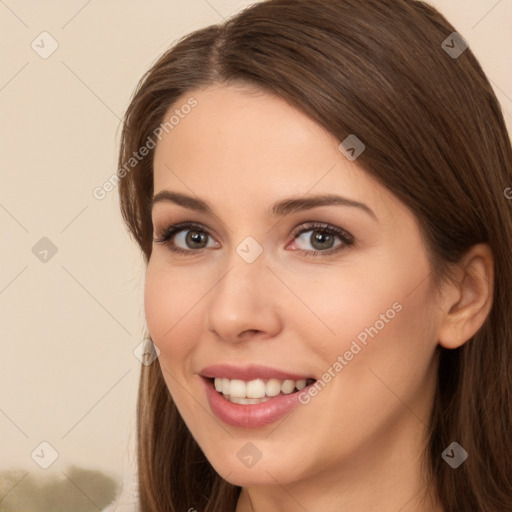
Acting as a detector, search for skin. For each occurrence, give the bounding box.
[145,83,493,512]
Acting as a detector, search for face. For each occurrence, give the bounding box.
[145,83,442,489]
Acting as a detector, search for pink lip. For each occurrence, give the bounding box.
[200,363,313,381]
[201,376,316,428]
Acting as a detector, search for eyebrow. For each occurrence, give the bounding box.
[151,190,377,220]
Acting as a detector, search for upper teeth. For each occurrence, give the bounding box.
[213,377,308,398]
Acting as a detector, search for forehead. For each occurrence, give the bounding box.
[151,84,393,217]
[153,83,336,166]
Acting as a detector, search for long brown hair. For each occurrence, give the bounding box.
[117,0,512,510]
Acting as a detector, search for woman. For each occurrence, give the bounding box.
[117,0,512,510]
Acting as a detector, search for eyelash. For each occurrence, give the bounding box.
[153,221,355,257]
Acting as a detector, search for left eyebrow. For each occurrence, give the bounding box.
[269,194,378,221]
[151,190,377,221]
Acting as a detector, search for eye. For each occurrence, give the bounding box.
[289,222,354,256]
[153,222,219,254]
[153,220,354,257]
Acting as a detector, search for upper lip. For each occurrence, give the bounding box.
[200,364,315,381]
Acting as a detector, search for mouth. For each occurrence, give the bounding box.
[206,376,317,405]
[199,364,318,426]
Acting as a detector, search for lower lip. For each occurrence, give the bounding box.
[201,377,314,428]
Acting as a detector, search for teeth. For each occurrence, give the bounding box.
[213,377,312,399]
[266,378,282,397]
[228,396,272,405]
[247,379,266,398]
[281,380,295,394]
[296,379,306,390]
[230,379,247,398]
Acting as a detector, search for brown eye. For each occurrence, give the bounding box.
[153,222,220,254]
[183,230,209,249]
[291,222,354,256]
[310,231,336,250]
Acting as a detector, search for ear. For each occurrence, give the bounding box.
[437,243,494,349]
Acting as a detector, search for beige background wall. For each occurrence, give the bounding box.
[1,0,511,507]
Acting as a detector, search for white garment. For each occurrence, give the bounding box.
[102,469,139,512]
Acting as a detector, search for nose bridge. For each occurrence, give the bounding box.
[206,242,282,340]
[218,233,270,295]
[213,244,269,311]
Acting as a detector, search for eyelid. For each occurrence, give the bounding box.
[290,222,354,244]
[153,220,355,256]
[153,221,216,246]
[287,222,355,256]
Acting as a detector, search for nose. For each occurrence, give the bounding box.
[206,251,283,343]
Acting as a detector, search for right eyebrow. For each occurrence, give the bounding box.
[151,190,212,213]
[151,190,378,222]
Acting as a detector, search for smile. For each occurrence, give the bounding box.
[213,377,315,404]
[201,376,317,427]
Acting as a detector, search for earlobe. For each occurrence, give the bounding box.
[437,244,494,350]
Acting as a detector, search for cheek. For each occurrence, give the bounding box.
[144,260,208,419]
[144,260,200,368]
[301,254,438,400]
[303,231,437,360]
[292,267,410,358]
[313,266,438,422]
